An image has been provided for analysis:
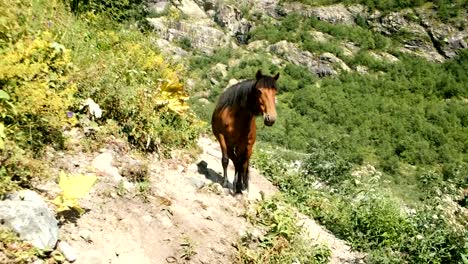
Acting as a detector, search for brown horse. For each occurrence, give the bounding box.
[211,70,279,194]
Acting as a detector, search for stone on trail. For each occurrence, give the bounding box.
[91,152,123,182]
[57,241,77,262]
[0,190,58,250]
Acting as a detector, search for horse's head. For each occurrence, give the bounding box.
[255,70,279,126]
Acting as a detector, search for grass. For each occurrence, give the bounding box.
[251,146,468,264]
[0,0,201,196]
[236,196,331,264]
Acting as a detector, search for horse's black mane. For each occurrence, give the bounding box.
[215,76,277,112]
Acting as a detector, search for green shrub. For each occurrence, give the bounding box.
[253,147,468,264]
[237,196,331,264]
[71,0,148,22]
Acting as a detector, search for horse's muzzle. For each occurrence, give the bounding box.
[264,114,276,126]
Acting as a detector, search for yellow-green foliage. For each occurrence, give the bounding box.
[0,0,77,195]
[70,17,200,152]
[237,196,330,264]
[0,227,40,263]
[1,0,76,152]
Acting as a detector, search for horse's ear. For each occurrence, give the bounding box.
[273,72,280,80]
[256,70,263,80]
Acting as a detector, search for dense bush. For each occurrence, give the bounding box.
[280,0,467,20]
[237,196,331,264]
[0,0,200,196]
[252,150,468,264]
[70,0,148,22]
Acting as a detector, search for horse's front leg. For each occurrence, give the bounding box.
[240,157,250,193]
[233,159,243,194]
[221,155,229,187]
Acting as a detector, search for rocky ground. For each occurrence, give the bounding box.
[1,129,363,263]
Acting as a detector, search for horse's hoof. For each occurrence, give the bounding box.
[222,179,229,188]
[234,193,244,200]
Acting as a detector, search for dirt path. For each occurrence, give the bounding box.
[53,135,362,264]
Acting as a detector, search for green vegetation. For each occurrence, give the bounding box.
[0,227,41,263]
[189,10,468,201]
[0,0,200,196]
[250,14,393,53]
[280,0,468,21]
[252,149,468,263]
[237,196,331,263]
[188,6,467,263]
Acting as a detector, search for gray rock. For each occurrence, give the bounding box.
[214,5,252,44]
[193,0,216,11]
[356,65,368,74]
[246,40,268,51]
[417,10,468,59]
[268,40,336,77]
[249,0,281,18]
[0,190,58,250]
[57,241,77,262]
[309,29,333,43]
[92,152,122,182]
[368,51,399,63]
[146,17,231,54]
[176,0,207,19]
[146,0,170,14]
[281,3,354,24]
[152,38,188,61]
[319,52,351,72]
[188,177,205,189]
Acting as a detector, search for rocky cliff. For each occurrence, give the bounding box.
[145,0,467,76]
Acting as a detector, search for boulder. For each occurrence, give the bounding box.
[319,52,351,72]
[268,40,337,77]
[416,7,468,59]
[368,10,447,62]
[246,40,268,51]
[368,51,399,63]
[214,5,252,44]
[0,190,58,250]
[174,0,207,19]
[281,3,354,24]
[151,38,188,61]
[147,17,231,54]
[146,0,170,14]
[57,241,77,262]
[92,152,122,182]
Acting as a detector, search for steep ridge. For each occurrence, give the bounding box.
[49,135,363,263]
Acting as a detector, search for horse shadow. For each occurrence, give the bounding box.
[196,160,233,190]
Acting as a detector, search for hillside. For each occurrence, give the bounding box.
[0,0,467,263]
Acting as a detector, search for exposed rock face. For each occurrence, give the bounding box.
[281,3,354,25]
[147,17,231,54]
[250,0,281,18]
[173,0,207,19]
[268,40,340,77]
[0,190,59,250]
[146,0,170,14]
[416,7,468,59]
[214,5,252,44]
[368,51,399,63]
[365,8,466,62]
[151,38,188,61]
[320,52,351,72]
